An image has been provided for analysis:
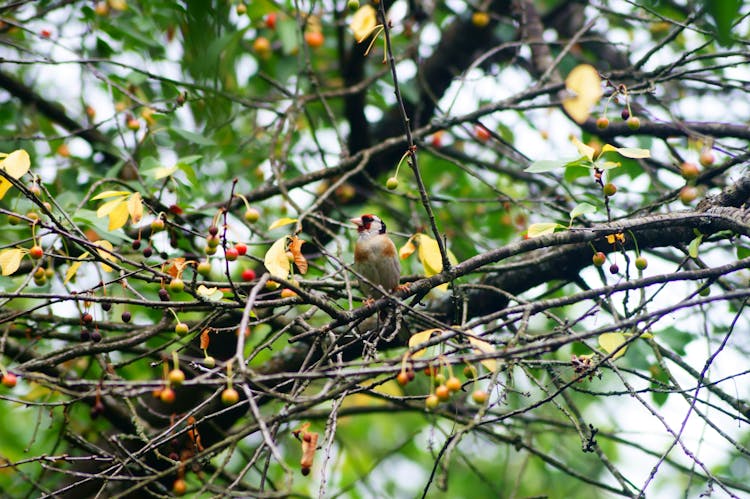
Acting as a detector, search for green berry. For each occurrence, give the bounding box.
[386,177,399,190]
[603,183,617,196]
[626,116,640,130]
[635,256,648,270]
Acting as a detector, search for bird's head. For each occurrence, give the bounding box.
[350,214,387,238]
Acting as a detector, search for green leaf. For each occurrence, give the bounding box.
[569,202,596,221]
[171,128,215,146]
[525,159,569,172]
[737,245,750,260]
[278,18,299,55]
[654,326,694,356]
[705,0,741,46]
[688,235,702,259]
[649,365,670,407]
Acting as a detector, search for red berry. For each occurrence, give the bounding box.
[29,245,44,259]
[241,268,256,281]
[82,312,94,324]
[265,12,277,30]
[225,247,239,261]
[592,252,606,267]
[475,125,491,142]
[234,243,247,255]
[596,116,609,129]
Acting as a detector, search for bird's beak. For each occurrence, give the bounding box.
[349,217,363,227]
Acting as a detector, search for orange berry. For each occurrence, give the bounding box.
[1,373,17,388]
[396,371,410,386]
[160,387,176,403]
[172,478,187,496]
[471,12,490,27]
[435,384,450,401]
[679,185,698,205]
[253,36,272,59]
[446,376,461,392]
[699,149,715,167]
[304,31,324,48]
[680,162,700,180]
[471,390,488,404]
[221,387,239,405]
[56,143,71,157]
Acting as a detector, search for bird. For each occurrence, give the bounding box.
[350,214,402,300]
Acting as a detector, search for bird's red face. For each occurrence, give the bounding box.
[351,214,386,235]
[351,214,375,233]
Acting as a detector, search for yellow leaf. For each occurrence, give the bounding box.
[468,336,498,372]
[96,198,125,217]
[416,234,443,276]
[268,217,298,231]
[598,332,627,359]
[108,0,127,11]
[601,144,651,159]
[107,200,129,231]
[350,4,377,42]
[127,192,143,224]
[0,177,13,200]
[93,240,117,272]
[562,64,603,124]
[197,284,223,302]
[150,164,178,179]
[64,252,89,284]
[0,149,31,179]
[571,136,596,161]
[91,190,130,201]
[0,248,24,276]
[399,237,416,260]
[408,328,441,357]
[264,236,290,279]
[526,222,561,238]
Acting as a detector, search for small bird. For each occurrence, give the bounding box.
[351,214,401,299]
